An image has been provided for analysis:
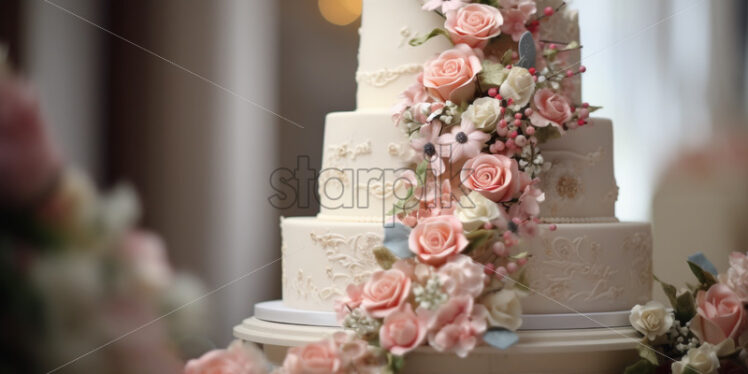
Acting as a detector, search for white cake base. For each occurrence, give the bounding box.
[254,300,631,330]
[234,315,639,374]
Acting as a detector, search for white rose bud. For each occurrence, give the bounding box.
[499,67,535,110]
[629,301,674,341]
[671,343,720,374]
[455,191,503,231]
[480,289,522,331]
[461,97,502,132]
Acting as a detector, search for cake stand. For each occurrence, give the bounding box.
[234,300,641,374]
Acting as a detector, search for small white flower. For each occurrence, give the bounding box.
[414,275,448,310]
[671,343,720,374]
[342,308,381,339]
[629,301,674,341]
[499,67,535,110]
[480,289,522,331]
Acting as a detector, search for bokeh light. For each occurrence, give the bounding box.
[318,0,362,26]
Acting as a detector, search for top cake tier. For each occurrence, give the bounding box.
[355,0,451,108]
[355,0,582,109]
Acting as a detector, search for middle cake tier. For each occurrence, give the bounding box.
[317,109,619,223]
[281,217,652,314]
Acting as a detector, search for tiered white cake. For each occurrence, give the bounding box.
[280,0,652,317]
[234,1,654,372]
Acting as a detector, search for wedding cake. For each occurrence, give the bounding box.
[280,0,651,317]
[235,1,653,372]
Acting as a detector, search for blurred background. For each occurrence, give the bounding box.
[0,0,746,372]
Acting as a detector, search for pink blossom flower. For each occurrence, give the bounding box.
[397,169,419,191]
[397,177,457,227]
[460,154,521,202]
[281,339,341,374]
[334,283,364,323]
[437,254,486,298]
[415,175,447,204]
[379,303,429,355]
[690,283,748,345]
[509,183,545,219]
[426,295,488,357]
[411,122,446,176]
[422,44,483,104]
[392,80,430,125]
[185,340,268,374]
[517,219,539,237]
[438,120,490,162]
[498,0,537,42]
[0,76,61,206]
[422,0,469,13]
[719,252,748,303]
[361,268,411,318]
[529,88,573,132]
[409,215,468,266]
[445,4,503,49]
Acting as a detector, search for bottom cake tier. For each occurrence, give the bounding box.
[281,217,652,315]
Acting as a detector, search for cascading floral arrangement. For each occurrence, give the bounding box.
[624,253,748,374]
[185,1,602,373]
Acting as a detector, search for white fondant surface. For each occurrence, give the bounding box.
[281,217,652,314]
[281,216,385,311]
[538,118,619,220]
[356,0,451,108]
[521,222,652,314]
[317,109,414,222]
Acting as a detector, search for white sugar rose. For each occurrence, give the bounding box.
[455,191,503,231]
[671,343,720,374]
[499,67,535,110]
[461,97,502,132]
[629,301,674,341]
[480,289,522,331]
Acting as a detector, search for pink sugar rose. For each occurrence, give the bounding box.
[361,268,411,318]
[422,44,483,104]
[184,340,268,374]
[529,88,573,132]
[498,0,537,41]
[0,76,62,206]
[460,154,521,202]
[409,215,468,266]
[281,339,341,374]
[445,4,503,49]
[334,283,365,323]
[690,283,748,345]
[437,254,486,298]
[379,303,429,355]
[719,251,748,303]
[426,295,488,358]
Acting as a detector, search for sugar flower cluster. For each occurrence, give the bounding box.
[184,0,603,372]
[626,252,748,374]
